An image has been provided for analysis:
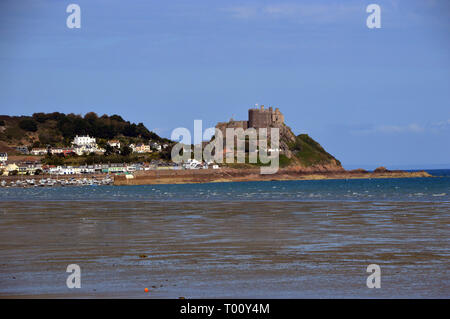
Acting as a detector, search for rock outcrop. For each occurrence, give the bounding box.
[214,106,342,171]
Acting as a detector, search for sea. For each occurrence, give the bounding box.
[1,169,449,202]
[0,169,448,298]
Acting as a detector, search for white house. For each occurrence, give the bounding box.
[72,135,96,146]
[108,140,121,149]
[60,167,75,175]
[80,166,95,174]
[49,166,61,174]
[50,166,79,175]
[0,152,7,162]
[126,164,137,172]
[71,135,104,155]
[30,148,47,156]
[151,142,162,151]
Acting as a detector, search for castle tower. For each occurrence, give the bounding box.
[248,105,271,128]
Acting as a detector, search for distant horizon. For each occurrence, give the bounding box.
[343,164,450,171]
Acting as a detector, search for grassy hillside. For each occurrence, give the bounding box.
[289,134,341,167]
[221,133,340,169]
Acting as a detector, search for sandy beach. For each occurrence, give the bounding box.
[114,167,432,186]
[0,200,448,298]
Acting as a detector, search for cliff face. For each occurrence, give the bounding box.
[213,108,342,171]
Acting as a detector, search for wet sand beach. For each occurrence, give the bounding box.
[0,201,448,298]
[114,167,432,185]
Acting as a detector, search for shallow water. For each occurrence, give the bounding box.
[0,200,448,298]
[0,175,449,202]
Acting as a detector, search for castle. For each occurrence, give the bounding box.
[215,105,284,136]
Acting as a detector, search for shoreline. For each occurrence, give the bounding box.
[114,167,433,186]
[0,168,434,188]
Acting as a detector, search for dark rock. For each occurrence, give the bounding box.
[374,166,389,173]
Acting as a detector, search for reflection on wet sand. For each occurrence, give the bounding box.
[0,201,448,298]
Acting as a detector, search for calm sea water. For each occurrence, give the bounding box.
[0,170,449,297]
[1,169,449,202]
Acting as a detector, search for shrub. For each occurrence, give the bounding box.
[32,113,48,123]
[19,118,38,132]
[120,145,132,156]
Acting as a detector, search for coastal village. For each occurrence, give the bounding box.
[0,134,219,187]
[0,106,286,187]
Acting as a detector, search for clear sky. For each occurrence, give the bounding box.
[0,0,449,169]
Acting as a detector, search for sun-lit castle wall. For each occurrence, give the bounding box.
[215,105,284,137]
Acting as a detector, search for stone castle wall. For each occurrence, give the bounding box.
[216,120,248,137]
[215,105,284,134]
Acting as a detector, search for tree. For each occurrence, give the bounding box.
[0,120,5,126]
[110,114,124,122]
[38,130,60,146]
[123,123,138,137]
[136,122,151,139]
[32,141,41,148]
[104,144,115,156]
[43,154,64,166]
[32,113,48,123]
[120,145,132,156]
[19,118,38,132]
[84,112,98,122]
[160,146,173,160]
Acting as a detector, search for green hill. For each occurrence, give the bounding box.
[0,112,169,150]
[288,133,341,167]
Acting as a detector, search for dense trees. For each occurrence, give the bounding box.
[120,145,132,156]
[0,112,170,150]
[19,118,38,132]
[38,130,61,146]
[29,112,164,142]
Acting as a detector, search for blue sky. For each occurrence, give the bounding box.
[0,0,449,169]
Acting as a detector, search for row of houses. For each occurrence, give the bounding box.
[0,162,123,176]
[21,135,170,156]
[1,162,43,176]
[1,159,220,176]
[25,135,104,156]
[127,141,169,153]
[47,164,135,175]
[1,161,176,176]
